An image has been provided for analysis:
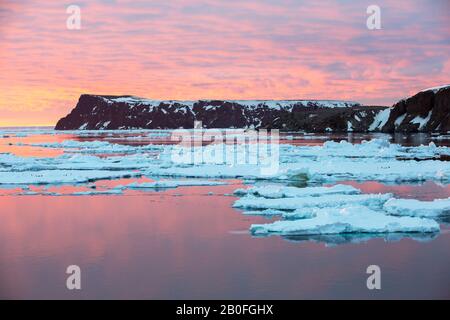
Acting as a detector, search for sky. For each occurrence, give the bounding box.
[0,0,449,126]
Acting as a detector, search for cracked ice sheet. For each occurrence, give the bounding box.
[383,197,450,217]
[16,137,450,159]
[250,206,440,236]
[4,138,450,186]
[233,193,392,211]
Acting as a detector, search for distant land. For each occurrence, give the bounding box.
[55,85,450,132]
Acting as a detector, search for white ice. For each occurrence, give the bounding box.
[234,184,360,198]
[383,197,450,217]
[233,193,392,211]
[250,206,440,236]
[118,179,226,189]
[0,169,138,185]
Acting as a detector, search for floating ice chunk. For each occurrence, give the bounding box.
[250,206,440,236]
[147,164,305,180]
[27,140,165,154]
[234,184,360,198]
[0,170,138,185]
[119,179,226,189]
[233,193,392,211]
[71,189,123,196]
[241,209,288,216]
[383,197,450,217]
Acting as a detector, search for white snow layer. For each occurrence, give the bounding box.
[421,84,450,93]
[368,108,391,131]
[101,96,361,110]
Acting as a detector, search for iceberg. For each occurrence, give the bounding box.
[250,206,440,236]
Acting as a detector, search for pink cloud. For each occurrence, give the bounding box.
[0,0,449,125]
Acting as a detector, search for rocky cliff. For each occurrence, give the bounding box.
[55,85,449,132]
[55,95,385,132]
[381,85,450,133]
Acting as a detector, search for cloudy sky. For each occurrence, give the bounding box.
[0,0,449,126]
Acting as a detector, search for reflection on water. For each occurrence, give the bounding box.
[283,232,440,246]
[335,180,450,201]
[0,184,449,299]
[1,129,450,299]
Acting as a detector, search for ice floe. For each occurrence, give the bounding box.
[233,193,392,211]
[234,184,360,198]
[0,169,138,185]
[117,179,226,189]
[233,183,444,238]
[383,197,450,217]
[241,209,288,216]
[250,206,440,236]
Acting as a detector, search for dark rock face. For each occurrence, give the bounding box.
[55,94,388,132]
[55,86,449,132]
[382,86,450,133]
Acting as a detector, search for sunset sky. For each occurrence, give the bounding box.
[0,0,449,126]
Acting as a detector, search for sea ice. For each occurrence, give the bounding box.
[118,179,226,189]
[241,209,288,216]
[383,197,450,217]
[233,193,392,210]
[234,184,360,198]
[250,206,440,236]
[0,170,138,185]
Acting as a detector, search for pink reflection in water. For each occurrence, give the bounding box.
[0,183,449,299]
[336,180,450,201]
